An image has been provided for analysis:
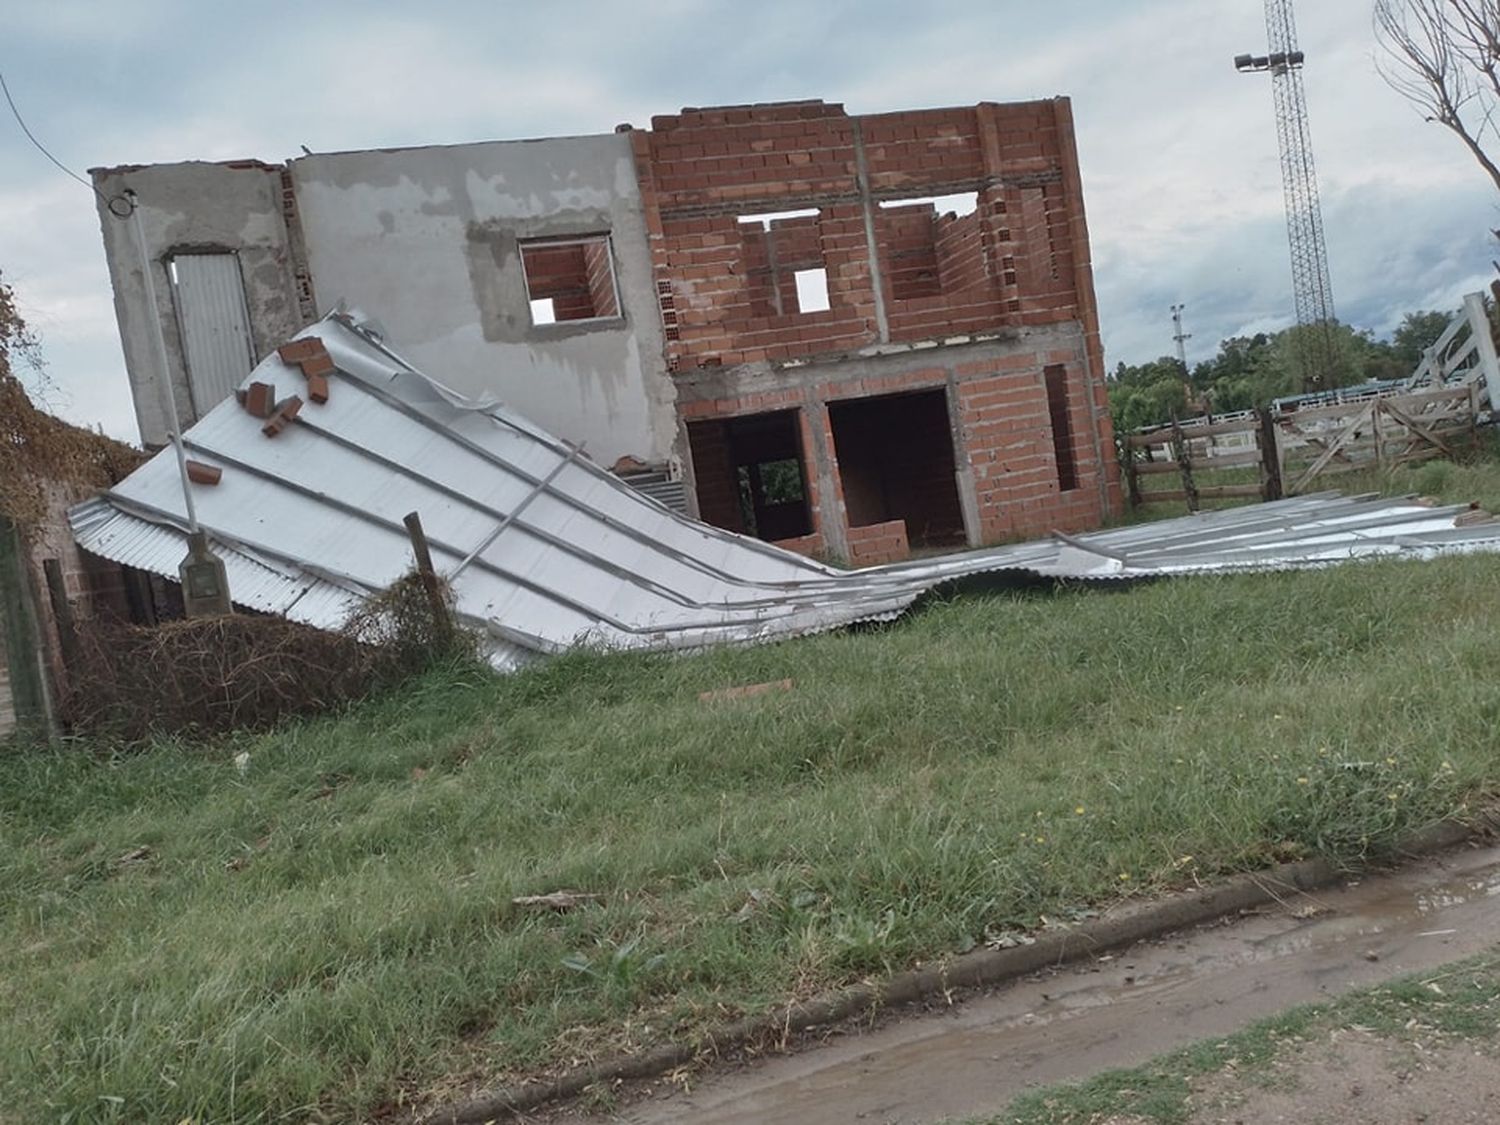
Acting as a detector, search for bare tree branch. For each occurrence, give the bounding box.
[1376,0,1500,194]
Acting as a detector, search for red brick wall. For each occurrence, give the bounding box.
[847,520,910,566]
[642,96,1124,547]
[583,239,620,318]
[679,335,1123,553]
[879,205,942,301]
[771,531,826,559]
[954,352,1116,543]
[684,419,743,533]
[632,97,1095,370]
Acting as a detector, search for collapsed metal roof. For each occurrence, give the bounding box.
[71,314,1500,672]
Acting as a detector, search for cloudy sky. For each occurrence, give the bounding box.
[2,0,1496,443]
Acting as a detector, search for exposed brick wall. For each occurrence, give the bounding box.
[679,333,1122,553]
[640,96,1124,549]
[685,419,743,533]
[879,205,942,300]
[955,352,1116,543]
[933,209,987,295]
[742,214,824,315]
[583,239,620,318]
[771,531,825,559]
[633,97,1095,370]
[847,520,910,567]
[523,239,619,321]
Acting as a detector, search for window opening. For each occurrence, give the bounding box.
[738,209,828,317]
[520,235,621,325]
[1044,364,1079,491]
[876,192,982,301]
[794,268,830,313]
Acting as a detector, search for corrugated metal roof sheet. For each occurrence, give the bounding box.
[71,314,1500,672]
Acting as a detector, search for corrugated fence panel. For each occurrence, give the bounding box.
[0,659,14,739]
[171,253,256,418]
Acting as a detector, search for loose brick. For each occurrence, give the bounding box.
[185,460,222,486]
[244,381,276,419]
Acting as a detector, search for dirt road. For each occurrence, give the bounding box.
[573,842,1500,1125]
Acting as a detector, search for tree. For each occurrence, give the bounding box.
[0,268,44,387]
[1374,1,1500,195]
[1389,307,1458,367]
[1107,357,1191,433]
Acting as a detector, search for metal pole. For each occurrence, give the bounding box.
[1171,303,1191,373]
[125,190,199,534]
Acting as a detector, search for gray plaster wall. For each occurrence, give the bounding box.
[288,134,678,469]
[91,161,307,446]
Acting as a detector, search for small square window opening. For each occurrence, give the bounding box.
[520,235,621,325]
[794,268,830,313]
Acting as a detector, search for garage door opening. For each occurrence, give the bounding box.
[828,389,966,548]
[687,410,812,541]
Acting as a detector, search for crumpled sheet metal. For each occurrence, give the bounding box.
[71,314,1500,672]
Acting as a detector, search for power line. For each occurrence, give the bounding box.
[0,67,132,216]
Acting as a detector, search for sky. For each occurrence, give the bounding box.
[1,0,1496,445]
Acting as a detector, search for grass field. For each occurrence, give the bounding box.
[6,458,1500,1122]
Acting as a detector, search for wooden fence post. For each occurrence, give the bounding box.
[41,559,80,681]
[0,517,57,740]
[1121,438,1142,509]
[403,511,454,647]
[1256,407,1283,501]
[1170,414,1199,513]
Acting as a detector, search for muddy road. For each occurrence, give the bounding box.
[572,842,1500,1125]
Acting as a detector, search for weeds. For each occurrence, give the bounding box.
[562,935,669,1006]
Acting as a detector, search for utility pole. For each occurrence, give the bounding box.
[1235,0,1340,393]
[1171,304,1192,373]
[1171,303,1199,414]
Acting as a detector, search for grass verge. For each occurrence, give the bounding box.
[5,552,1500,1122]
[984,946,1500,1124]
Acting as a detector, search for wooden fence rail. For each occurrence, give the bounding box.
[1122,385,1482,513]
[1123,408,1281,513]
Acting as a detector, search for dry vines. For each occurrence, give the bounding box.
[0,272,141,527]
[65,572,478,743]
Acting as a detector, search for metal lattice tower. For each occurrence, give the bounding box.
[1236,0,1340,391]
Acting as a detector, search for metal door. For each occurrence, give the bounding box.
[169,253,256,417]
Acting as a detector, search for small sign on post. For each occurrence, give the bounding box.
[180,531,232,617]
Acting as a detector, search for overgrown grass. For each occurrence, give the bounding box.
[6,554,1500,1122]
[986,946,1500,1124]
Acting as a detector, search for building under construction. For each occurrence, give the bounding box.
[93,96,1123,566]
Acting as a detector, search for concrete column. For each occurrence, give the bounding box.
[944,372,984,547]
[801,401,850,560]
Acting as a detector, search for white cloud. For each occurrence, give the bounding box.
[1,0,1496,436]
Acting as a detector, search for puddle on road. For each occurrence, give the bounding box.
[588,844,1500,1125]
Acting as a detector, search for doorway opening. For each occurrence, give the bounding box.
[828,389,966,548]
[687,410,813,541]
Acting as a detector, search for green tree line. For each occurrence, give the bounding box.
[1109,309,1456,433]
